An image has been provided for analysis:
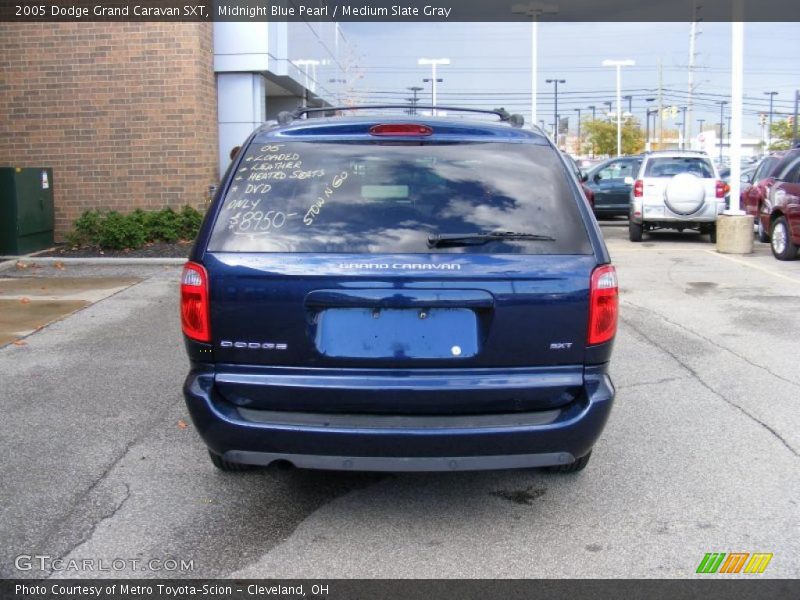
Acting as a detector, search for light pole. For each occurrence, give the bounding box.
[680,106,688,149]
[418,58,450,116]
[545,78,565,143]
[574,108,582,155]
[697,118,705,132]
[586,106,596,158]
[726,115,732,148]
[603,101,613,116]
[644,97,655,150]
[512,2,559,129]
[646,108,659,151]
[717,100,728,162]
[602,59,636,156]
[623,95,633,116]
[764,91,778,150]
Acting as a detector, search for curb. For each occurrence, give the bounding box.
[0,256,186,272]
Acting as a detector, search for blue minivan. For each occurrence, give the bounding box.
[181,107,618,473]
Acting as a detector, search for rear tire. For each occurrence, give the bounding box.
[629,221,643,242]
[770,216,798,261]
[547,451,591,473]
[209,450,254,472]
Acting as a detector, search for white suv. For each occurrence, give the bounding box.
[628,151,728,242]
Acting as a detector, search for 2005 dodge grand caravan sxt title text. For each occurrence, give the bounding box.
[181,106,618,474]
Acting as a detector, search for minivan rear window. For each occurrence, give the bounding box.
[644,157,714,179]
[207,140,591,254]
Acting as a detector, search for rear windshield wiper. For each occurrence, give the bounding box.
[427,231,556,248]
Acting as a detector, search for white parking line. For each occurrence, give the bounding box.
[704,250,800,285]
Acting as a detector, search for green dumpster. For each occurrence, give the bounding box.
[0,167,55,256]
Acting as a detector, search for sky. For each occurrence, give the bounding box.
[337,22,799,139]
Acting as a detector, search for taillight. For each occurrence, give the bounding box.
[633,180,643,197]
[369,124,433,136]
[181,262,210,342]
[716,180,730,198]
[587,265,618,346]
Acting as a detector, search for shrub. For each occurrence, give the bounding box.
[65,209,103,247]
[95,211,147,250]
[66,206,205,250]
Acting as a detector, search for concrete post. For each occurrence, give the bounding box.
[716,215,753,254]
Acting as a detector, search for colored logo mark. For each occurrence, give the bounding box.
[696,552,773,574]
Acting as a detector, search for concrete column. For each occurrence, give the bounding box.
[716,215,754,254]
[216,73,266,175]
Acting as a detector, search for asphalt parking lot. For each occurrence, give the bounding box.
[1,224,798,579]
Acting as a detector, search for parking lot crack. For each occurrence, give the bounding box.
[620,310,799,459]
[623,299,800,390]
[43,482,131,578]
[617,376,687,390]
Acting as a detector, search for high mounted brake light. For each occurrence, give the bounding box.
[369,124,433,136]
[587,265,619,346]
[181,262,210,342]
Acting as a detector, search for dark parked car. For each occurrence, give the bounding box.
[564,153,595,208]
[181,106,618,474]
[741,152,786,242]
[762,148,800,260]
[583,155,643,217]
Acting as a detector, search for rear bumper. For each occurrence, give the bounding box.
[630,199,725,224]
[183,366,615,472]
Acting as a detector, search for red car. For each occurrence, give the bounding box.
[760,147,800,260]
[742,152,785,242]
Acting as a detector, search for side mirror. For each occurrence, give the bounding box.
[229,145,241,160]
[580,172,589,183]
[623,176,635,186]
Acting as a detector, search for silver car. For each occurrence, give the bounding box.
[628,151,727,242]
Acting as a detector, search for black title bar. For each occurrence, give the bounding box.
[1,0,798,22]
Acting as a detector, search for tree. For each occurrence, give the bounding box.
[768,118,796,150]
[583,117,645,156]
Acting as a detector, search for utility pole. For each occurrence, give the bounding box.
[546,78,565,144]
[764,90,778,150]
[657,59,663,150]
[574,108,582,155]
[407,86,423,115]
[687,1,701,142]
